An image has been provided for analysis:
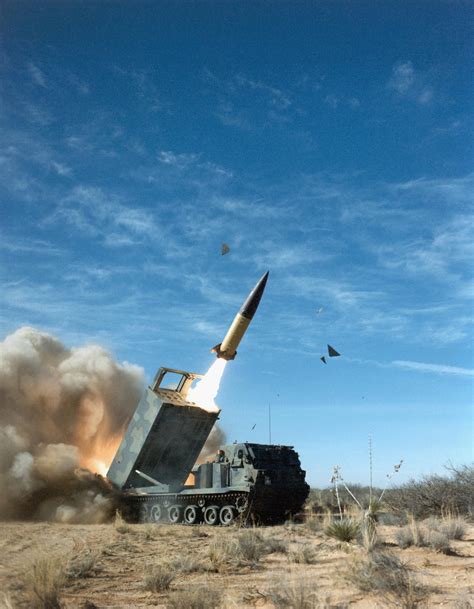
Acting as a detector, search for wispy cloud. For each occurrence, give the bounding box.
[203,69,295,128]
[45,185,160,246]
[392,360,474,377]
[387,61,434,105]
[27,62,47,88]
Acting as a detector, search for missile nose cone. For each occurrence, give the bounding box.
[239,271,270,320]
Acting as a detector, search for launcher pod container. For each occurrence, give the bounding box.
[107,367,309,525]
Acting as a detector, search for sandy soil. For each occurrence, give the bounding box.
[0,521,472,608]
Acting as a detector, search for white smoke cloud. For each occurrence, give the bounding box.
[0,327,145,522]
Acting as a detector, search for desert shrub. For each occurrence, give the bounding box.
[265,537,289,554]
[395,520,427,549]
[167,586,222,609]
[386,464,474,518]
[426,531,451,554]
[305,515,324,533]
[26,554,66,609]
[269,579,347,609]
[114,510,130,534]
[346,552,429,608]
[453,592,474,608]
[208,529,277,570]
[289,544,317,564]
[325,518,360,542]
[269,579,318,609]
[395,527,416,549]
[208,535,238,569]
[66,549,99,578]
[423,515,466,540]
[441,518,467,540]
[170,555,206,574]
[142,524,157,540]
[142,563,175,592]
[237,529,267,562]
[378,512,407,526]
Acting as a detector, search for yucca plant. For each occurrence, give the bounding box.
[325,518,360,542]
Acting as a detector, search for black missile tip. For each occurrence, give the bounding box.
[239,271,270,320]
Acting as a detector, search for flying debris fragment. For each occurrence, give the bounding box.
[211,271,269,361]
[320,356,327,365]
[221,243,230,256]
[316,307,324,314]
[327,344,341,357]
[251,423,256,430]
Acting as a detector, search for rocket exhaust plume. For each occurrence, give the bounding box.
[187,359,227,413]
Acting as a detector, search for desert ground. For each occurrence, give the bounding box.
[0,519,473,608]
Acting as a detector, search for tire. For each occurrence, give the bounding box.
[184,505,200,525]
[150,504,162,522]
[204,505,219,526]
[168,505,182,524]
[219,505,236,526]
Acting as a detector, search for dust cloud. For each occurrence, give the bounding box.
[0,327,145,522]
[0,327,227,523]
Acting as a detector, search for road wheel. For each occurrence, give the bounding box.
[219,505,236,526]
[184,505,200,525]
[150,504,162,522]
[204,505,219,525]
[138,503,149,523]
[235,496,248,513]
[168,505,182,524]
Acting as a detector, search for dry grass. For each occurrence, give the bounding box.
[345,551,430,608]
[269,579,319,609]
[0,593,14,609]
[289,544,318,564]
[170,554,208,574]
[265,536,289,554]
[167,585,222,609]
[66,548,99,578]
[142,563,176,592]
[396,517,453,554]
[425,530,451,554]
[25,554,66,609]
[269,578,347,609]
[305,516,323,533]
[208,529,269,570]
[114,510,130,535]
[325,519,360,542]
[424,516,467,540]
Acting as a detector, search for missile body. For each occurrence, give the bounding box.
[211,271,269,360]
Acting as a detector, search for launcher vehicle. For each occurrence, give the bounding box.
[107,367,309,525]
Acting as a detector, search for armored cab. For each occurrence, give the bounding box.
[108,367,309,525]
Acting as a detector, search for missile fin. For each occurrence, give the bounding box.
[211,343,222,354]
[327,344,341,357]
[320,356,327,364]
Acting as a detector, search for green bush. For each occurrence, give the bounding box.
[325,519,360,542]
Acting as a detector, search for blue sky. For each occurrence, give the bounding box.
[1,1,472,486]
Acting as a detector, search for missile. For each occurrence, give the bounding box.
[211,271,269,360]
